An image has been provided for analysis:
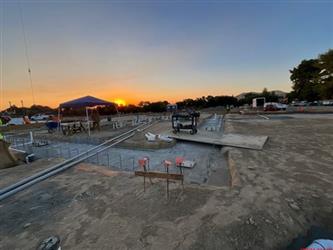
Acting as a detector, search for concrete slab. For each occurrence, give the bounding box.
[168,133,268,150]
[220,133,268,150]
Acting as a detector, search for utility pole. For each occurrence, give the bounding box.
[21,100,24,108]
[0,0,4,112]
[19,3,35,106]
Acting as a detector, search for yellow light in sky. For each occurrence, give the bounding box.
[114,98,126,106]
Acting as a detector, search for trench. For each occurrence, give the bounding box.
[4,114,230,186]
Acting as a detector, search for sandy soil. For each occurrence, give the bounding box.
[33,125,132,145]
[0,158,62,190]
[0,113,332,249]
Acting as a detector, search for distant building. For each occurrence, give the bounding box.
[236,90,287,100]
[166,104,177,112]
[252,97,265,108]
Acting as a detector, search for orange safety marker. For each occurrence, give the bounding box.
[138,157,152,191]
[175,157,184,166]
[163,160,172,168]
[175,157,184,186]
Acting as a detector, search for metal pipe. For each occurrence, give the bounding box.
[258,114,270,120]
[132,158,135,171]
[137,121,158,132]
[25,154,35,164]
[0,123,147,196]
[96,152,100,165]
[8,147,26,153]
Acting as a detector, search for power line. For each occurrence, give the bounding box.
[0,1,4,111]
[18,1,35,106]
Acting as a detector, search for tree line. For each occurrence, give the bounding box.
[1,91,281,116]
[288,49,333,101]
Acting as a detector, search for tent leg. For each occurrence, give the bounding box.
[86,107,90,136]
[57,108,61,132]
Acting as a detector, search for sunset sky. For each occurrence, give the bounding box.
[0,0,332,108]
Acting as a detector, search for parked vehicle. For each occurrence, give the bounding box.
[31,114,50,121]
[322,100,333,106]
[291,101,308,106]
[309,101,320,106]
[264,102,287,111]
[6,117,24,126]
[264,104,278,111]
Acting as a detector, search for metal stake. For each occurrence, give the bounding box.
[107,152,110,167]
[166,166,169,199]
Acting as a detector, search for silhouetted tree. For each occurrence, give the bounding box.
[289,49,333,101]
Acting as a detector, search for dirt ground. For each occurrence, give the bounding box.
[0,113,333,249]
[0,159,61,190]
[30,118,175,149]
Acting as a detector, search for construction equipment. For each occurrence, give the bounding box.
[171,109,200,135]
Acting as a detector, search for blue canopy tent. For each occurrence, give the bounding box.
[59,96,113,136]
[59,95,113,109]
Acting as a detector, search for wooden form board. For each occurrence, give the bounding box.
[135,171,184,181]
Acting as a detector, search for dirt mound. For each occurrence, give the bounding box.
[0,140,18,169]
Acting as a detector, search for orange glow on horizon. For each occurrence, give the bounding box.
[114,98,127,106]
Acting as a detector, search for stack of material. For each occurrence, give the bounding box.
[145,132,173,143]
[180,160,196,168]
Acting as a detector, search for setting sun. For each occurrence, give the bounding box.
[114,99,126,106]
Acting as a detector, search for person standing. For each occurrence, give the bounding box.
[91,109,100,131]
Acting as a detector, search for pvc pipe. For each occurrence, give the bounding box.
[8,147,26,153]
[25,154,35,164]
[29,131,33,143]
[257,114,270,120]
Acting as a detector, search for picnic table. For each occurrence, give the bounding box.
[60,121,93,136]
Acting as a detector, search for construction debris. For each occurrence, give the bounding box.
[37,236,61,250]
[181,160,196,168]
[145,132,173,142]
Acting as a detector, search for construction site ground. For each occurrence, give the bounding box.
[0,113,333,249]
[28,119,175,150]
